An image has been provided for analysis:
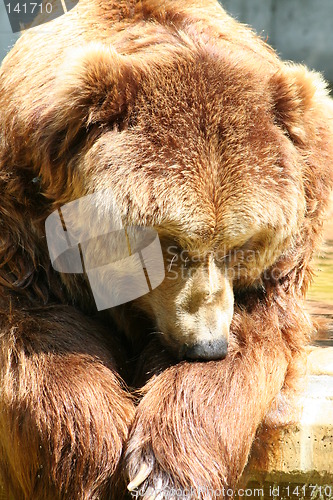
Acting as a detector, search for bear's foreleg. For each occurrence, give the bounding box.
[0,304,135,499]
[124,302,305,499]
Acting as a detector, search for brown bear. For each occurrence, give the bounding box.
[0,0,332,498]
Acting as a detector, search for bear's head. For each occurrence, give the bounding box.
[2,28,332,361]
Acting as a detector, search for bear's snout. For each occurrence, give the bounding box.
[181,337,228,361]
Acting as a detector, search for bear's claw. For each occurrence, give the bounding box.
[127,462,152,492]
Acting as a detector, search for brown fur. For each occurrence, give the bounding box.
[0,0,332,498]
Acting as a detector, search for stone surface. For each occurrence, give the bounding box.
[246,347,333,490]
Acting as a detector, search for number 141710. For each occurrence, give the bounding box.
[6,3,53,14]
[284,485,332,498]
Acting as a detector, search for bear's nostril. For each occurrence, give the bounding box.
[182,338,228,361]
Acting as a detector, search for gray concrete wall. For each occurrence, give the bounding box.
[0,3,19,63]
[222,0,333,83]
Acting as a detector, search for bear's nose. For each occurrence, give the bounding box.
[181,338,228,361]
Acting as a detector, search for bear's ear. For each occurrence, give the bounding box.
[270,65,333,294]
[57,42,137,124]
[45,43,137,149]
[271,64,330,145]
